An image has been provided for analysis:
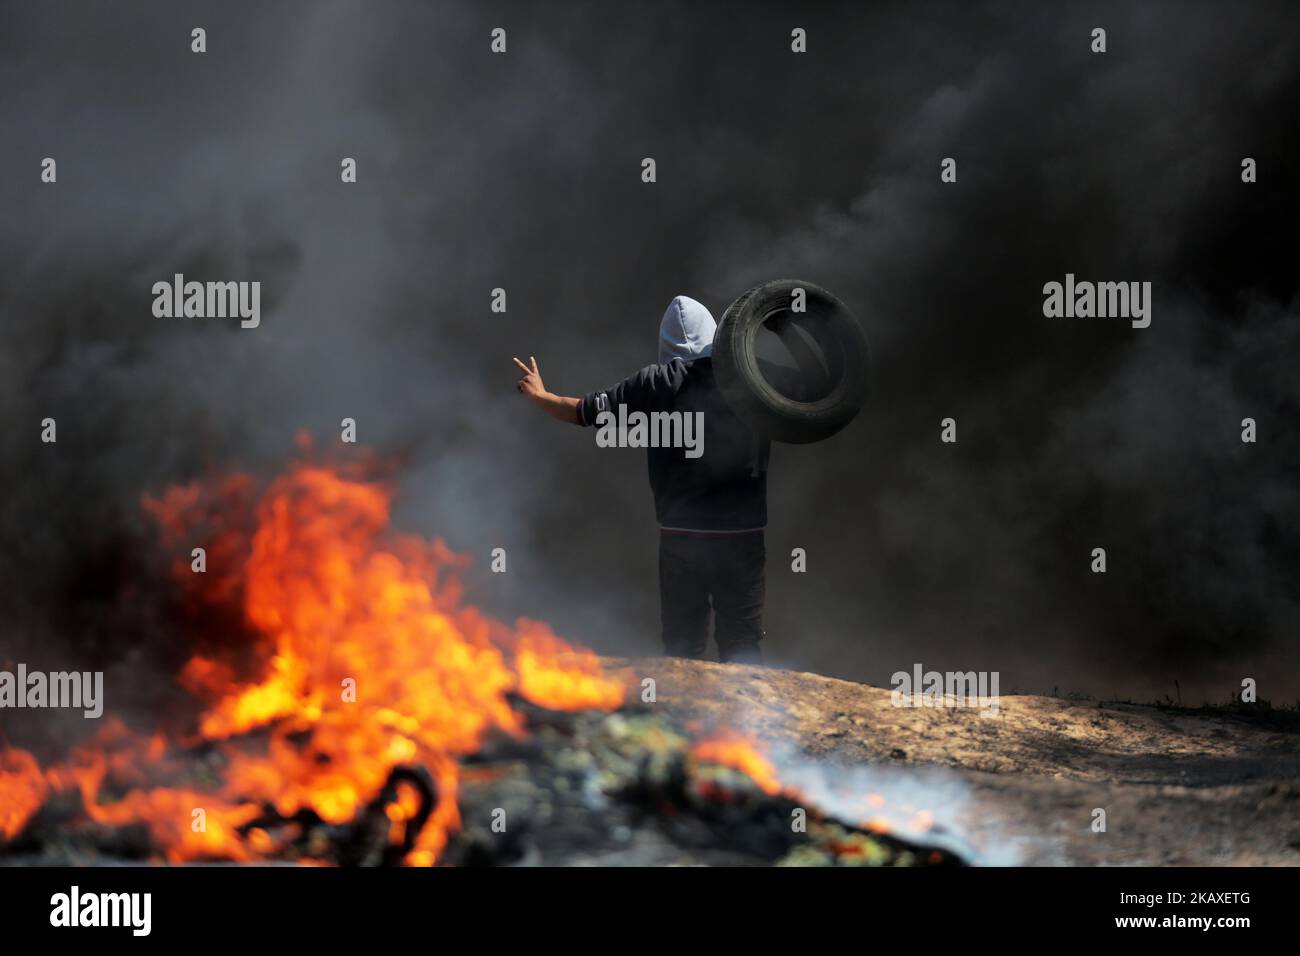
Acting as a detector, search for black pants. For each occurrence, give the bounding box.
[658,529,765,664]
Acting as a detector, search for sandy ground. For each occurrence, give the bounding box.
[605,657,1300,865]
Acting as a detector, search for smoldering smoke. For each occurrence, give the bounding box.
[0,0,1296,749]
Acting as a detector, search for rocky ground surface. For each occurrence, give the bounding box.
[603,657,1300,865]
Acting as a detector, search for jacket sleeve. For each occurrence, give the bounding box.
[579,362,683,426]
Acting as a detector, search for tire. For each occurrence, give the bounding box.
[713,279,870,444]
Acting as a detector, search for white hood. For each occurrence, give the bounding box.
[658,295,716,364]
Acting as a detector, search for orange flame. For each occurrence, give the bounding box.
[1,749,46,842]
[1,456,626,863]
[690,729,784,797]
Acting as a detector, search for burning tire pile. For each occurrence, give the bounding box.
[3,696,963,868]
[443,701,962,866]
[0,452,960,867]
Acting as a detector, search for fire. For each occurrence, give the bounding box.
[0,454,625,863]
[1,749,45,842]
[690,729,784,797]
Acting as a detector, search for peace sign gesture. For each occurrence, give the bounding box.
[512,355,546,401]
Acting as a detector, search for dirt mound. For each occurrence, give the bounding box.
[609,657,1300,865]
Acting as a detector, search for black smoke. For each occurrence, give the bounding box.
[0,0,1296,731]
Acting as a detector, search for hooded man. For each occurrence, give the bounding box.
[512,295,769,664]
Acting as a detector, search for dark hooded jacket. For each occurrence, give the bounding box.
[579,296,769,532]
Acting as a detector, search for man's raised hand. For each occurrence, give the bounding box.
[511,356,583,425]
[513,355,546,403]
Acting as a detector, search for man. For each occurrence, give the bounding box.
[512,295,770,664]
